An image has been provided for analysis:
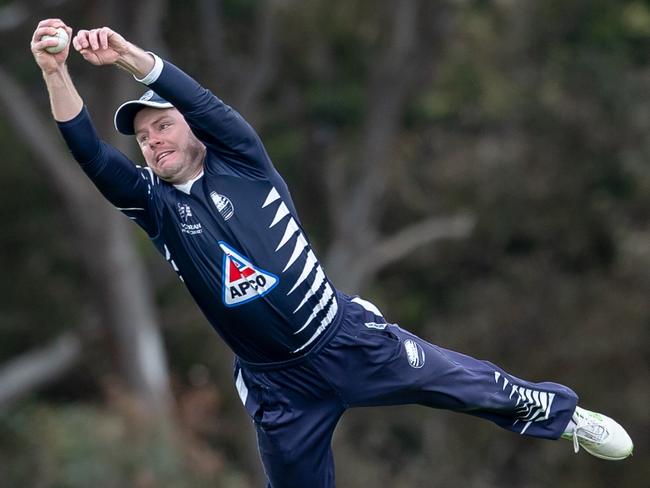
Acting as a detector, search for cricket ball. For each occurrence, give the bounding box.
[42,27,69,54]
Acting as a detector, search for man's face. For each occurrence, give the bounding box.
[133,107,206,184]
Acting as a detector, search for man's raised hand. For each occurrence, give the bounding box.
[31,19,73,74]
[73,27,130,66]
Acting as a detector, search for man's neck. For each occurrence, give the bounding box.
[173,167,204,194]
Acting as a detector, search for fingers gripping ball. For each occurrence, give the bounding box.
[41,27,69,54]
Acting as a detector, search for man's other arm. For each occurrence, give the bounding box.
[32,19,156,233]
[72,26,269,176]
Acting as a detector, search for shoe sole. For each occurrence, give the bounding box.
[582,446,633,461]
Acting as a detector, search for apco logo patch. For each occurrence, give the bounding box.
[404,339,425,369]
[219,241,278,307]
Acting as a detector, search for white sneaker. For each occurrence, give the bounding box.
[562,406,633,461]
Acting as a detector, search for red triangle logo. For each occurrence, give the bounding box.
[228,259,255,282]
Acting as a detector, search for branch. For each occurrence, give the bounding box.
[0,333,82,411]
[364,213,475,271]
[342,213,475,291]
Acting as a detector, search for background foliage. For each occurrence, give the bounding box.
[0,0,648,486]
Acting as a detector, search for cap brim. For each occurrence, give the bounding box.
[114,99,174,135]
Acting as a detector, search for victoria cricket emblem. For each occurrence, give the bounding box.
[210,191,235,220]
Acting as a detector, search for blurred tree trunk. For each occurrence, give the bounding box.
[323,0,472,292]
[0,0,174,418]
[0,68,173,417]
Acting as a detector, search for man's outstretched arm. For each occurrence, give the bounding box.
[31,18,82,122]
[31,19,156,232]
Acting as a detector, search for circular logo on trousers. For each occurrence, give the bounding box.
[404,339,425,369]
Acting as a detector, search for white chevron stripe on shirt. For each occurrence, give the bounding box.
[287,251,318,295]
[293,266,326,313]
[263,187,281,208]
[270,202,290,228]
[293,284,334,334]
[283,234,308,272]
[276,218,300,251]
[293,298,338,353]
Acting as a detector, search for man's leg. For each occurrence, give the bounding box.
[256,421,339,488]
[399,339,577,438]
[328,322,577,437]
[318,297,632,459]
[234,362,344,488]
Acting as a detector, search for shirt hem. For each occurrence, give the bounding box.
[237,290,348,372]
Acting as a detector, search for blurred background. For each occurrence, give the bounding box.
[0,0,648,486]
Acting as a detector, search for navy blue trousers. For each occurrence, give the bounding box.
[234,295,578,488]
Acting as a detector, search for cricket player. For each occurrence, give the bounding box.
[31,18,633,488]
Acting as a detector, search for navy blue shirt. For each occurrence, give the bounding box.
[58,60,341,363]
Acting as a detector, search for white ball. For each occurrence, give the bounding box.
[42,27,69,54]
